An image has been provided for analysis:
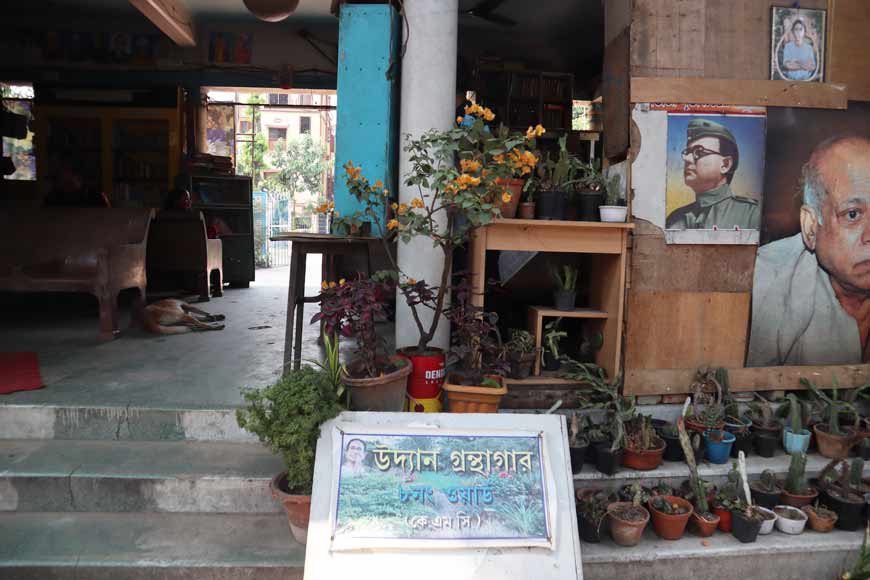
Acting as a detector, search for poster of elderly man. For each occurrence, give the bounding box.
[770,6,825,82]
[748,104,870,366]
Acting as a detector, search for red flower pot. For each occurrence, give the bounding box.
[648,496,693,540]
[713,506,733,532]
[621,441,665,471]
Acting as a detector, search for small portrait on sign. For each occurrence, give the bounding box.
[662,105,767,243]
[342,438,368,476]
[770,6,826,82]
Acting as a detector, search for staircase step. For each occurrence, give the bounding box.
[0,404,254,442]
[0,439,283,513]
[0,512,302,580]
[582,526,862,580]
[574,451,862,490]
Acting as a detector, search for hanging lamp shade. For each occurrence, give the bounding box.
[243,0,300,22]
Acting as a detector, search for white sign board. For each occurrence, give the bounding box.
[304,412,582,580]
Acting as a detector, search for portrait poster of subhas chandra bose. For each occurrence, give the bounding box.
[661,104,767,245]
[329,428,554,551]
[748,103,870,367]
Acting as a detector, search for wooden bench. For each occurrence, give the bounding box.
[0,208,154,341]
[147,210,223,301]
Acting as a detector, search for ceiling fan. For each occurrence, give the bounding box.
[460,0,517,28]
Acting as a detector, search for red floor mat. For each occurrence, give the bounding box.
[0,352,44,395]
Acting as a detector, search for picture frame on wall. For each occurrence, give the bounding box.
[770,6,826,83]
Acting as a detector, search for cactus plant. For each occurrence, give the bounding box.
[785,453,810,495]
[756,469,781,493]
[551,264,578,292]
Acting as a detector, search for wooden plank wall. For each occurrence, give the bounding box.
[828,0,870,101]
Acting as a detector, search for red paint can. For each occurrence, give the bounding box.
[397,347,446,408]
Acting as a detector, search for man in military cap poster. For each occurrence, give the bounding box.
[665,112,766,232]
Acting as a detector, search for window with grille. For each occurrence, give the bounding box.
[300,116,311,134]
[268,127,286,150]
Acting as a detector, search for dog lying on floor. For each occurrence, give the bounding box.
[143,299,225,335]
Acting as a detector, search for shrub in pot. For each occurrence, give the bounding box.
[818,458,866,531]
[780,452,819,507]
[236,362,344,545]
[576,489,613,543]
[607,487,650,547]
[802,502,838,532]
[804,379,858,459]
[774,505,808,534]
[648,495,693,540]
[573,363,634,475]
[551,264,578,311]
[622,414,666,471]
[750,470,783,509]
[504,329,537,380]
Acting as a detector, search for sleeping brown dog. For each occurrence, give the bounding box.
[143,299,225,335]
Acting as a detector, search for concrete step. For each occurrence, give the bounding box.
[582,525,862,580]
[0,439,283,513]
[0,404,253,442]
[0,512,302,580]
[573,449,869,491]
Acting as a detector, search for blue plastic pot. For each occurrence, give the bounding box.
[783,427,811,454]
[704,430,736,464]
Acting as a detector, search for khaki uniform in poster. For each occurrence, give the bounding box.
[666,183,760,230]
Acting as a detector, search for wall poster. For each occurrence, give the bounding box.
[748,103,870,367]
[329,427,554,551]
[770,6,826,83]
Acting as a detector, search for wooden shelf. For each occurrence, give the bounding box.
[504,372,584,387]
[529,306,608,319]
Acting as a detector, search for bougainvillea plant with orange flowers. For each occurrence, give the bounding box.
[319,105,542,355]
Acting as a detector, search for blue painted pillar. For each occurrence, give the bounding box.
[333,4,401,234]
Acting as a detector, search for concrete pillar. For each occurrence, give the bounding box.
[396,0,458,351]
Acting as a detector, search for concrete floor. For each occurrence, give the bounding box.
[0,257,392,410]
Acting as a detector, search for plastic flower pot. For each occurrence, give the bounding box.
[773,505,808,534]
[731,509,762,543]
[518,201,536,219]
[542,350,561,371]
[731,431,754,458]
[756,506,777,534]
[821,490,865,531]
[713,505,733,532]
[751,421,782,439]
[783,427,811,455]
[569,442,589,474]
[754,432,779,458]
[648,496,693,540]
[779,486,818,508]
[599,205,627,222]
[703,430,736,464]
[803,505,838,532]
[595,444,623,476]
[577,190,602,221]
[607,502,650,547]
[342,356,413,412]
[443,375,507,413]
[271,472,311,545]
[577,510,605,543]
[750,485,782,510]
[536,190,566,220]
[507,352,536,380]
[691,511,720,537]
[553,290,576,311]
[662,432,685,462]
[622,440,666,471]
[814,424,856,459]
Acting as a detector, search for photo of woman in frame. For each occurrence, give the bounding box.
[770,6,826,83]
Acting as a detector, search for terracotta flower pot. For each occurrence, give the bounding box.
[685,416,724,434]
[802,505,837,532]
[814,424,856,459]
[270,472,311,545]
[496,178,524,218]
[691,511,720,537]
[444,374,507,413]
[342,355,413,412]
[518,201,536,219]
[648,496,693,540]
[779,487,819,508]
[607,502,649,547]
[622,440,666,471]
[712,505,733,532]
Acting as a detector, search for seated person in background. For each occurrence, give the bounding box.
[163,188,193,212]
[44,162,110,208]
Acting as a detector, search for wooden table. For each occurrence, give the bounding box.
[469,219,633,380]
[269,232,377,374]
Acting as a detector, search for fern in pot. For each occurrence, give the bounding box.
[236,339,344,545]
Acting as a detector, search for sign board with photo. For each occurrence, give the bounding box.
[304,412,581,580]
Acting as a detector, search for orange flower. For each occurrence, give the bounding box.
[374,179,384,189]
[482,107,495,122]
[493,153,505,164]
[339,278,346,286]
[460,158,482,173]
[501,191,512,204]
[343,160,361,180]
[456,116,464,124]
[411,198,425,209]
[456,173,481,190]
[387,219,399,230]
[407,278,417,285]
[321,281,329,290]
[397,203,408,215]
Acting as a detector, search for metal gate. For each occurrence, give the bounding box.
[253,192,323,268]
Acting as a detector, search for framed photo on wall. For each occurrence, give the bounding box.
[770,6,826,82]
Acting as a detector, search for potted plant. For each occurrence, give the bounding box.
[756,506,778,535]
[530,135,571,220]
[607,485,650,547]
[731,504,765,543]
[622,414,666,471]
[750,469,783,509]
[504,328,537,380]
[576,488,612,543]
[648,495,693,540]
[660,423,685,462]
[518,188,536,219]
[315,276,412,411]
[332,105,540,409]
[675,414,721,536]
[551,264,578,311]
[597,170,627,223]
[571,158,606,222]
[497,123,545,218]
[860,437,870,460]
[575,363,633,475]
[804,378,858,459]
[747,393,782,438]
[754,429,778,458]
[585,420,609,466]
[704,429,736,464]
[568,414,589,474]
[802,501,838,532]
[685,368,726,434]
[779,452,818,507]
[541,318,566,371]
[781,393,812,454]
[442,279,508,412]
[818,458,866,531]
[236,364,344,545]
[773,505,809,534]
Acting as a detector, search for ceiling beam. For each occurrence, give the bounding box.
[129,0,196,47]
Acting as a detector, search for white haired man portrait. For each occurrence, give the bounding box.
[748,136,870,366]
